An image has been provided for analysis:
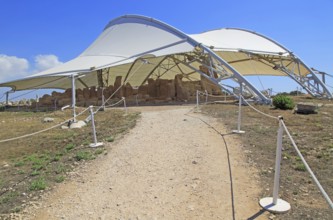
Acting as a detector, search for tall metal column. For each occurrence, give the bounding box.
[5,91,9,106]
[71,74,77,122]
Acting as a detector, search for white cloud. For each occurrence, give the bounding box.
[34,54,63,72]
[0,54,29,82]
[0,54,63,83]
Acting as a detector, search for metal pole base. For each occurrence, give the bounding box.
[194,108,201,113]
[232,130,245,134]
[89,142,104,148]
[259,197,290,214]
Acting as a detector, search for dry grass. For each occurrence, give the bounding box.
[0,107,139,214]
[201,95,333,219]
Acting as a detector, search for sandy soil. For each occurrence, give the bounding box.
[24,105,268,220]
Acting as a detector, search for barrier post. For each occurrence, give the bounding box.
[71,74,77,122]
[5,91,9,106]
[259,116,290,213]
[196,90,199,111]
[123,97,128,115]
[36,95,39,112]
[101,87,105,111]
[89,106,103,148]
[205,90,208,103]
[135,94,139,106]
[232,83,245,134]
[54,98,57,111]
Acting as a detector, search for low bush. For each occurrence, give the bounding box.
[29,177,47,191]
[272,95,295,110]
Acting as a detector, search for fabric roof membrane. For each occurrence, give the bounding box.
[0,15,331,101]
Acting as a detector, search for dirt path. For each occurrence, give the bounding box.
[24,106,267,219]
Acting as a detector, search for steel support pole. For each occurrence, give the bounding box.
[202,46,271,104]
[232,83,245,134]
[205,90,208,103]
[36,95,39,112]
[196,90,199,111]
[5,92,9,106]
[101,87,105,111]
[54,99,57,111]
[71,74,77,122]
[259,116,290,213]
[135,94,139,106]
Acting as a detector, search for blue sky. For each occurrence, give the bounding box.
[1,0,332,100]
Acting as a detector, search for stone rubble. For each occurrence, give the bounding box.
[36,74,223,108]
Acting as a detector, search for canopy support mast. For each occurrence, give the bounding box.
[71,74,77,122]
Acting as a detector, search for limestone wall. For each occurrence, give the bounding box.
[38,74,223,107]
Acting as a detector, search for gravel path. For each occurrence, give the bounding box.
[25,105,267,219]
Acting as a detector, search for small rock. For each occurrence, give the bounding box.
[192,161,198,165]
[188,205,195,211]
[43,117,54,123]
[69,120,86,129]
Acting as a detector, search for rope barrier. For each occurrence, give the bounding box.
[194,71,333,211]
[0,60,145,144]
[197,90,227,98]
[103,97,125,108]
[241,96,278,120]
[196,90,332,210]
[281,120,333,209]
[229,92,332,210]
[0,121,67,143]
[0,106,90,144]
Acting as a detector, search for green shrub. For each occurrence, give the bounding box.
[273,95,295,110]
[29,177,47,191]
[74,151,94,161]
[14,161,25,167]
[65,143,75,151]
[105,136,114,142]
[55,175,65,183]
[295,163,306,172]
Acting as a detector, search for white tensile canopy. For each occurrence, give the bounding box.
[0,15,331,101]
[190,28,307,76]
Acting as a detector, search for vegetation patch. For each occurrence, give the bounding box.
[272,95,295,110]
[74,151,94,161]
[294,163,306,172]
[29,177,47,191]
[201,95,332,219]
[0,108,140,214]
[105,136,114,142]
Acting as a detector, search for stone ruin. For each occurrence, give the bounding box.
[37,74,224,108]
